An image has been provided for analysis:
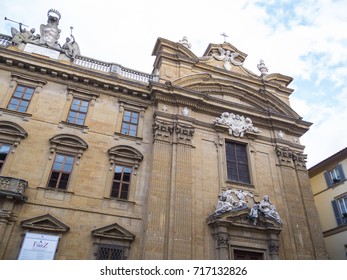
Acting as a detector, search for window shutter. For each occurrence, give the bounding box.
[324,171,333,188]
[337,164,346,181]
[332,200,343,226]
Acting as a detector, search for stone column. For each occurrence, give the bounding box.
[275,146,318,259]
[168,123,195,259]
[143,120,174,259]
[214,223,230,260]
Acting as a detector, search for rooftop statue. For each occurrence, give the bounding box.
[11,24,40,45]
[213,47,243,71]
[39,9,61,48]
[62,32,80,59]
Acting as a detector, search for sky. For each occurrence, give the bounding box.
[1,0,346,168]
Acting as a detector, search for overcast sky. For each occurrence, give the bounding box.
[1,0,346,168]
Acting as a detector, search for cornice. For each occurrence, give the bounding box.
[0,48,151,101]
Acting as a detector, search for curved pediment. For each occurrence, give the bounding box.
[172,73,300,118]
[49,134,88,151]
[108,145,143,161]
[0,121,28,139]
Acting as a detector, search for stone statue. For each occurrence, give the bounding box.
[213,48,243,71]
[249,204,259,225]
[215,193,233,214]
[39,9,61,48]
[62,34,80,59]
[258,195,283,224]
[215,188,254,214]
[11,24,40,45]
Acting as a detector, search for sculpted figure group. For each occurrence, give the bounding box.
[215,189,283,225]
[9,9,80,59]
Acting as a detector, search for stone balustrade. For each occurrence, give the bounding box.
[0,34,11,47]
[0,33,159,84]
[74,56,159,83]
[0,176,28,201]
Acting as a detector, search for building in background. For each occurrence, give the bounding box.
[309,148,347,259]
[0,9,327,260]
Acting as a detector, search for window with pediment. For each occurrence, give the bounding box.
[60,86,99,131]
[46,134,88,191]
[1,73,46,120]
[0,121,28,173]
[115,98,147,141]
[107,145,143,201]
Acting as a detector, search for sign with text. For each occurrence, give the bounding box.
[24,43,60,59]
[18,232,59,260]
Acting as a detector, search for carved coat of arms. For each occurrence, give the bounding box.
[39,9,61,48]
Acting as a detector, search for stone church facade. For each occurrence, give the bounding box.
[0,10,327,259]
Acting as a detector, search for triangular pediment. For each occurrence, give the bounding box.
[21,214,70,232]
[202,42,247,63]
[92,223,135,241]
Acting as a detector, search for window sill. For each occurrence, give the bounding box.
[329,179,346,189]
[114,132,143,143]
[103,196,136,204]
[0,108,32,121]
[37,186,75,194]
[59,121,89,133]
[225,180,254,189]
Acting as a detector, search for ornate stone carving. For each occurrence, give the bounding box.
[39,9,61,48]
[275,146,307,169]
[214,112,261,137]
[268,241,280,255]
[212,48,243,71]
[9,9,81,59]
[215,189,254,214]
[175,123,194,142]
[62,33,80,59]
[213,189,284,225]
[182,107,189,117]
[215,233,229,247]
[258,195,283,224]
[153,120,174,140]
[0,176,28,201]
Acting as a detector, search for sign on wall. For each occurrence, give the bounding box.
[18,232,60,260]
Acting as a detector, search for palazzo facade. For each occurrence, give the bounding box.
[0,10,327,260]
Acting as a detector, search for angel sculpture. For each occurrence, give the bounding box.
[225,189,253,208]
[213,48,243,71]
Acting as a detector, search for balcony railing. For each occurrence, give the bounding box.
[0,34,11,47]
[74,55,159,84]
[0,33,159,84]
[0,176,28,201]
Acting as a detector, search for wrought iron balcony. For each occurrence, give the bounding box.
[0,176,28,202]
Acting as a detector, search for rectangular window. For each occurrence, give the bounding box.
[96,245,125,260]
[47,154,75,190]
[111,165,132,199]
[121,110,139,137]
[0,143,11,172]
[332,196,347,226]
[324,164,346,187]
[7,85,35,113]
[226,142,250,184]
[67,98,89,125]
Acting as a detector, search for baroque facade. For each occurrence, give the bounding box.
[0,9,327,260]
